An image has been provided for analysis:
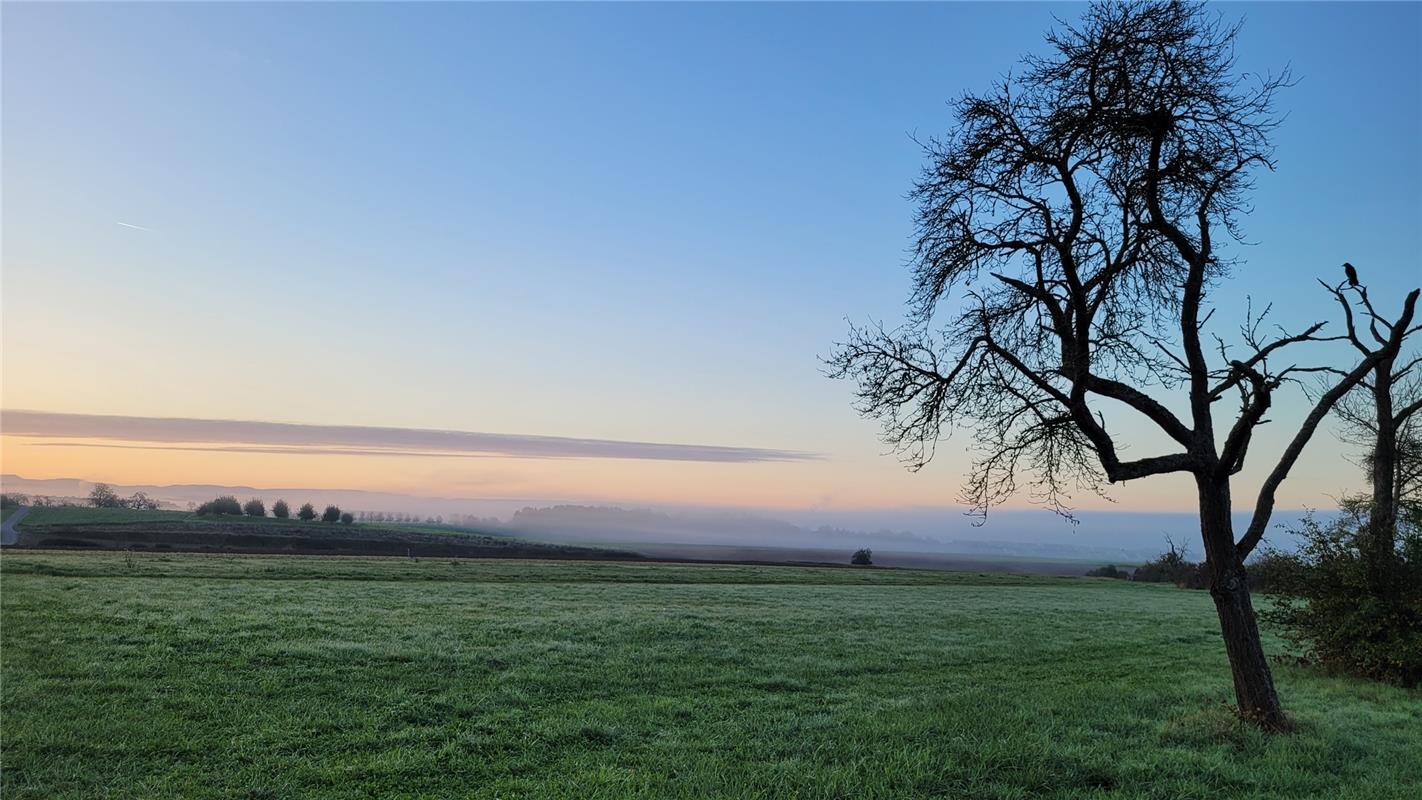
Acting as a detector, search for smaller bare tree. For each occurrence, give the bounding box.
[1320,273,1422,591]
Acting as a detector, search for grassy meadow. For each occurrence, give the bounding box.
[2,552,1419,799]
[17,506,191,526]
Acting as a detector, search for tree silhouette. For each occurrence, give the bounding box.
[827,1,1418,729]
[126,492,160,511]
[297,503,317,522]
[1320,280,1422,593]
[88,483,123,509]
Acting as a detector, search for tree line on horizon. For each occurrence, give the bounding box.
[192,495,353,525]
[84,483,162,511]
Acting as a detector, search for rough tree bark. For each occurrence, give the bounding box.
[1370,358,1399,589]
[1196,474,1280,725]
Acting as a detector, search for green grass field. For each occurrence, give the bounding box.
[17,506,196,526]
[2,553,1418,799]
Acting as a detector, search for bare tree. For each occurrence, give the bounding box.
[127,491,161,511]
[88,483,123,509]
[827,1,1419,729]
[1322,279,1422,590]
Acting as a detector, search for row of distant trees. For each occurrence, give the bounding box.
[2,493,85,509]
[88,483,162,510]
[67,484,495,530]
[361,511,440,524]
[196,496,354,524]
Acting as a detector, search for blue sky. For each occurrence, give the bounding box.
[3,2,1420,514]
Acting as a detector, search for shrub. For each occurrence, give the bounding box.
[851,548,873,566]
[243,498,266,517]
[0,493,26,509]
[340,512,354,525]
[297,503,317,522]
[1258,499,1422,687]
[272,499,290,519]
[1132,539,1205,588]
[196,496,243,516]
[322,505,342,523]
[1086,564,1129,579]
[1245,548,1295,592]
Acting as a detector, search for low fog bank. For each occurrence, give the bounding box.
[2,474,1310,563]
[502,505,1309,563]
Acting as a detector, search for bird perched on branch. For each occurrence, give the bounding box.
[1343,262,1359,287]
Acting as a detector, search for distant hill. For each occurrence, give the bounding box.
[2,474,1312,562]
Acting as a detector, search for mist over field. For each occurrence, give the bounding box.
[1,474,1309,563]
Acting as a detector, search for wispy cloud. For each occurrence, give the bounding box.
[115,221,152,232]
[1,410,820,463]
[30,442,509,459]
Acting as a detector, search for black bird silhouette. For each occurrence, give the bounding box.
[1344,262,1359,287]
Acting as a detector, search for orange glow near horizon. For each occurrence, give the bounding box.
[1,431,1343,514]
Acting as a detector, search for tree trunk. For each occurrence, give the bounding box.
[1208,562,1288,730]
[1367,360,1399,594]
[1197,475,1289,730]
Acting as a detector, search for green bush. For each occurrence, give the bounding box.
[1085,564,1129,579]
[272,500,290,519]
[322,505,342,523]
[851,548,873,566]
[1259,500,1422,687]
[243,498,266,517]
[340,512,354,525]
[1132,540,1205,588]
[196,496,243,516]
[297,503,317,522]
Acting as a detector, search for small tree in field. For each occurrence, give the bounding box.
[340,512,354,525]
[322,505,342,523]
[827,1,1418,728]
[272,499,290,519]
[851,548,873,566]
[88,483,123,509]
[297,503,317,522]
[126,492,160,511]
[243,498,266,518]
